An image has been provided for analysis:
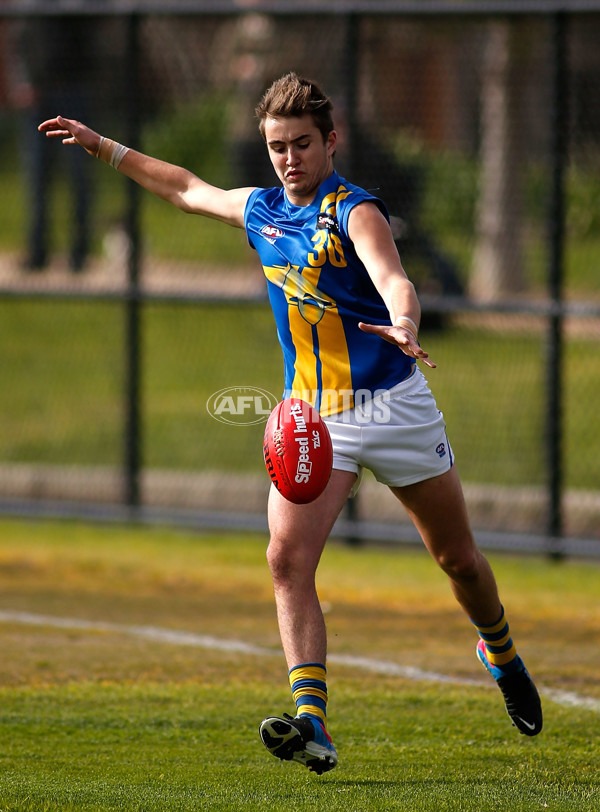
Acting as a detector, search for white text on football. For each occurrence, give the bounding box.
[294,436,313,483]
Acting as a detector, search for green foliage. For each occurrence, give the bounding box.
[392,132,600,248]
[520,161,600,241]
[391,133,479,237]
[142,94,233,186]
[0,113,20,159]
[567,163,600,239]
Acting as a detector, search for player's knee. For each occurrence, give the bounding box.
[266,535,315,587]
[266,537,298,584]
[434,546,481,582]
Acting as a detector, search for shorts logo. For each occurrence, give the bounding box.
[260,225,284,243]
[436,443,446,458]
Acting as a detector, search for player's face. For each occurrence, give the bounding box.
[264,114,337,207]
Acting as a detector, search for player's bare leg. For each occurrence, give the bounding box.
[266,469,357,667]
[391,465,542,736]
[259,469,356,773]
[391,465,501,624]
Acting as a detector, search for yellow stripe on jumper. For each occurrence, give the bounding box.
[288,304,320,401]
[290,265,352,414]
[264,262,352,414]
[313,305,354,413]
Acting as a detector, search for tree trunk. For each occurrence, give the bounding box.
[470,20,525,301]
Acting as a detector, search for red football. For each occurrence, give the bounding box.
[263,398,333,504]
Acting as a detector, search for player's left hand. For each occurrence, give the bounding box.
[38,115,102,157]
[358,322,436,368]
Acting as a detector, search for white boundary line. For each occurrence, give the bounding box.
[1,609,598,713]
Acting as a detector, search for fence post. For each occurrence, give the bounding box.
[546,11,568,558]
[124,12,142,509]
[342,13,362,545]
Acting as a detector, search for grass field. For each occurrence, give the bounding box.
[0,517,598,811]
[1,298,600,489]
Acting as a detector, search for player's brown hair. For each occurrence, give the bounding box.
[255,72,334,142]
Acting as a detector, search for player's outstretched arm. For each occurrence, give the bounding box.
[38,116,254,228]
[348,201,436,369]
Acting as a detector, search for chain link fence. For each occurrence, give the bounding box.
[0,2,599,555]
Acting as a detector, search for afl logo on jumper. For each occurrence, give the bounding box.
[436,443,447,458]
[261,225,284,244]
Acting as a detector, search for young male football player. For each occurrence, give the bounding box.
[39,72,542,774]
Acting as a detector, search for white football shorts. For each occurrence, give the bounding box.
[322,367,454,492]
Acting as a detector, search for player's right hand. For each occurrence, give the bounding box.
[358,321,437,368]
[38,116,101,157]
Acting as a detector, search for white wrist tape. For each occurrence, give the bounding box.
[394,316,419,338]
[110,142,129,169]
[96,136,129,170]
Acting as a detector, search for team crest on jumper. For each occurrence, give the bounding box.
[263,263,335,326]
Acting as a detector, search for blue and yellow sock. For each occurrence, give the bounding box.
[289,663,328,727]
[472,606,523,677]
